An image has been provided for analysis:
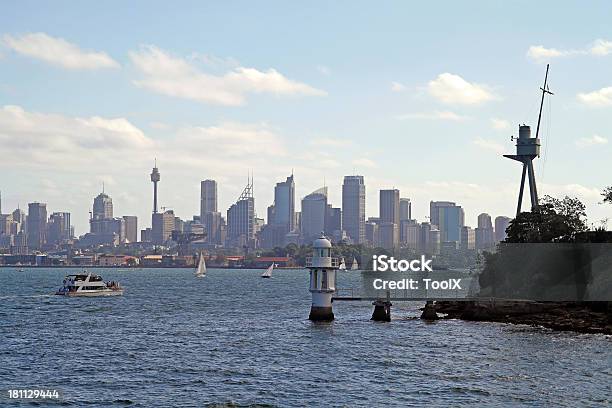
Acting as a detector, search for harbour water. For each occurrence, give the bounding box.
[1,267,610,407]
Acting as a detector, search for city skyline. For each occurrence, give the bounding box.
[1,2,611,234]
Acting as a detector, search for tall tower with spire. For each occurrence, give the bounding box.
[150,159,160,214]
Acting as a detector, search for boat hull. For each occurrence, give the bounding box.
[55,289,124,297]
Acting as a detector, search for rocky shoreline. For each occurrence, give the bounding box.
[431,300,612,335]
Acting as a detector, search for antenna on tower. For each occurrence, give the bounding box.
[535,64,554,141]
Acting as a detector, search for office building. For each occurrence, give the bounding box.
[430,201,464,244]
[399,198,412,221]
[200,179,218,225]
[301,187,327,243]
[227,180,255,248]
[152,209,175,245]
[475,213,495,250]
[272,174,295,232]
[495,216,512,242]
[27,202,47,250]
[342,175,365,244]
[123,216,138,243]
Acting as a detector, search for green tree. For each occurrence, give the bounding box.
[506,195,587,243]
[602,186,612,205]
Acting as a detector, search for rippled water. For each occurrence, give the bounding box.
[1,267,610,407]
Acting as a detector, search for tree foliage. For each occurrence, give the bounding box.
[505,195,587,243]
[602,186,612,205]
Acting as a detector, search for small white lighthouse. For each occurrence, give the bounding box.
[307,233,339,321]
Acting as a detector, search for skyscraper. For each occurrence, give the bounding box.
[227,179,255,248]
[27,202,47,250]
[430,201,464,244]
[301,187,327,243]
[152,210,175,245]
[92,192,113,220]
[48,212,71,245]
[123,216,138,243]
[272,174,295,232]
[495,216,512,242]
[475,213,495,250]
[200,180,218,219]
[380,189,400,225]
[342,175,365,244]
[399,198,412,221]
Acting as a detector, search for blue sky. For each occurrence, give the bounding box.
[1,1,611,234]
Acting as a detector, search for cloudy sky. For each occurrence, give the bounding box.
[1,1,611,235]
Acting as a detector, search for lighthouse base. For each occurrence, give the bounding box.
[371,299,392,322]
[309,306,334,321]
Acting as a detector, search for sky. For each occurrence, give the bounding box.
[1,1,612,235]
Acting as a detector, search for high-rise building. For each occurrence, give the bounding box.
[48,212,71,245]
[378,222,399,250]
[204,211,222,245]
[365,218,379,248]
[92,192,113,220]
[200,180,218,223]
[399,198,412,221]
[460,226,476,250]
[227,180,255,248]
[27,202,47,250]
[495,216,512,242]
[301,187,327,243]
[380,189,400,225]
[342,175,365,244]
[475,213,495,250]
[325,205,342,236]
[272,174,295,232]
[152,210,175,245]
[430,201,464,244]
[123,216,138,243]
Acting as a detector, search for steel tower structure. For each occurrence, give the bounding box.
[504,64,553,216]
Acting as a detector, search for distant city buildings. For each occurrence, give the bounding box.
[0,168,514,258]
[27,202,47,250]
[227,179,255,249]
[300,187,328,243]
[495,216,512,242]
[342,175,365,244]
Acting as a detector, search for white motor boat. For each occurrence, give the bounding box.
[55,272,124,296]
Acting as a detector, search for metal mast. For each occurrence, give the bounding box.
[504,64,553,216]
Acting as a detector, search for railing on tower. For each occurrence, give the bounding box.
[305,257,340,267]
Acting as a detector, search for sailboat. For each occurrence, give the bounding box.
[338,257,346,270]
[350,258,359,270]
[261,263,274,278]
[195,252,206,278]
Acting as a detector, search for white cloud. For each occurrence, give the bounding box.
[527,39,612,62]
[391,81,407,92]
[577,87,612,107]
[491,118,511,130]
[396,111,468,121]
[2,32,119,69]
[352,158,376,168]
[589,39,612,56]
[575,134,608,148]
[428,73,496,105]
[526,45,575,62]
[129,45,326,106]
[472,137,506,154]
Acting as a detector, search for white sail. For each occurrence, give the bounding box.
[195,252,206,277]
[338,257,346,270]
[351,258,359,270]
[261,263,274,278]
